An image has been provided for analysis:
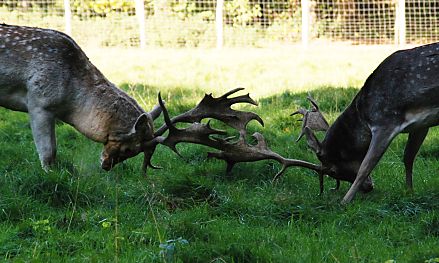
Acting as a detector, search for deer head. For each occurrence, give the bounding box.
[291,96,374,193]
[101,104,162,171]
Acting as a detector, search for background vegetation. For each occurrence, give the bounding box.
[0,46,438,261]
[2,0,439,47]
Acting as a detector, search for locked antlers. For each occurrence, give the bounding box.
[142,88,264,175]
[142,88,322,184]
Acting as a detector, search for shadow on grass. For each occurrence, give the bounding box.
[2,84,439,261]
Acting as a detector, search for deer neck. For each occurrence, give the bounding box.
[63,74,145,143]
[322,100,372,162]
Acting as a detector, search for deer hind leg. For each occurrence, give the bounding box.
[29,108,56,171]
[403,128,428,190]
[341,129,398,204]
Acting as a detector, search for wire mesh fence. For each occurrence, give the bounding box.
[406,0,439,44]
[311,0,396,44]
[0,0,65,30]
[0,0,438,48]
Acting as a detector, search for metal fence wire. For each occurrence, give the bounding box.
[311,0,396,45]
[0,0,438,48]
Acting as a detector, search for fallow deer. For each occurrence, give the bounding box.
[0,23,163,171]
[288,43,439,204]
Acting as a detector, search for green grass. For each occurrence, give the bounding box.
[85,45,397,99]
[0,47,438,262]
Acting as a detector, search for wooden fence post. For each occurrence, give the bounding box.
[395,0,406,46]
[301,0,309,47]
[64,0,71,36]
[216,0,224,49]
[135,0,146,48]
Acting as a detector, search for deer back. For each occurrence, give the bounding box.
[356,44,439,131]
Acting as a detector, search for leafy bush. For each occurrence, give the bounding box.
[71,0,137,18]
[0,0,60,12]
[146,13,216,47]
[225,0,261,26]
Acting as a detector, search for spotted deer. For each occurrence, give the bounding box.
[286,43,439,204]
[0,23,164,171]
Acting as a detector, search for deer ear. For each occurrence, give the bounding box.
[132,113,150,134]
[304,127,322,155]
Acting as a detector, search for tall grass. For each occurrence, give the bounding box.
[0,47,438,262]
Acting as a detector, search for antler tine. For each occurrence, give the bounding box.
[139,94,169,176]
[223,89,259,106]
[219,87,245,98]
[291,108,308,142]
[157,93,182,156]
[306,92,320,111]
[157,92,227,155]
[290,108,307,117]
[158,92,176,133]
[218,88,258,106]
[141,137,164,176]
[271,156,323,181]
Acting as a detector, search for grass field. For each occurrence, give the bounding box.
[87,44,397,98]
[0,46,438,262]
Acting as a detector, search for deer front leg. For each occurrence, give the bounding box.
[403,128,428,191]
[29,108,56,171]
[341,129,396,204]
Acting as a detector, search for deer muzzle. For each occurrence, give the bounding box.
[359,176,374,193]
[100,154,115,171]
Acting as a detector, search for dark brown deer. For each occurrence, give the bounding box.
[289,43,439,204]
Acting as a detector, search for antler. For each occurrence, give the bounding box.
[140,88,330,194]
[158,92,228,155]
[153,89,322,180]
[291,94,341,194]
[141,138,163,176]
[291,93,329,142]
[142,89,264,175]
[154,87,264,138]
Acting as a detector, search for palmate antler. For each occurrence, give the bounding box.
[140,88,261,175]
[154,88,263,138]
[142,88,264,174]
[291,93,340,193]
[291,93,329,142]
[142,88,323,188]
